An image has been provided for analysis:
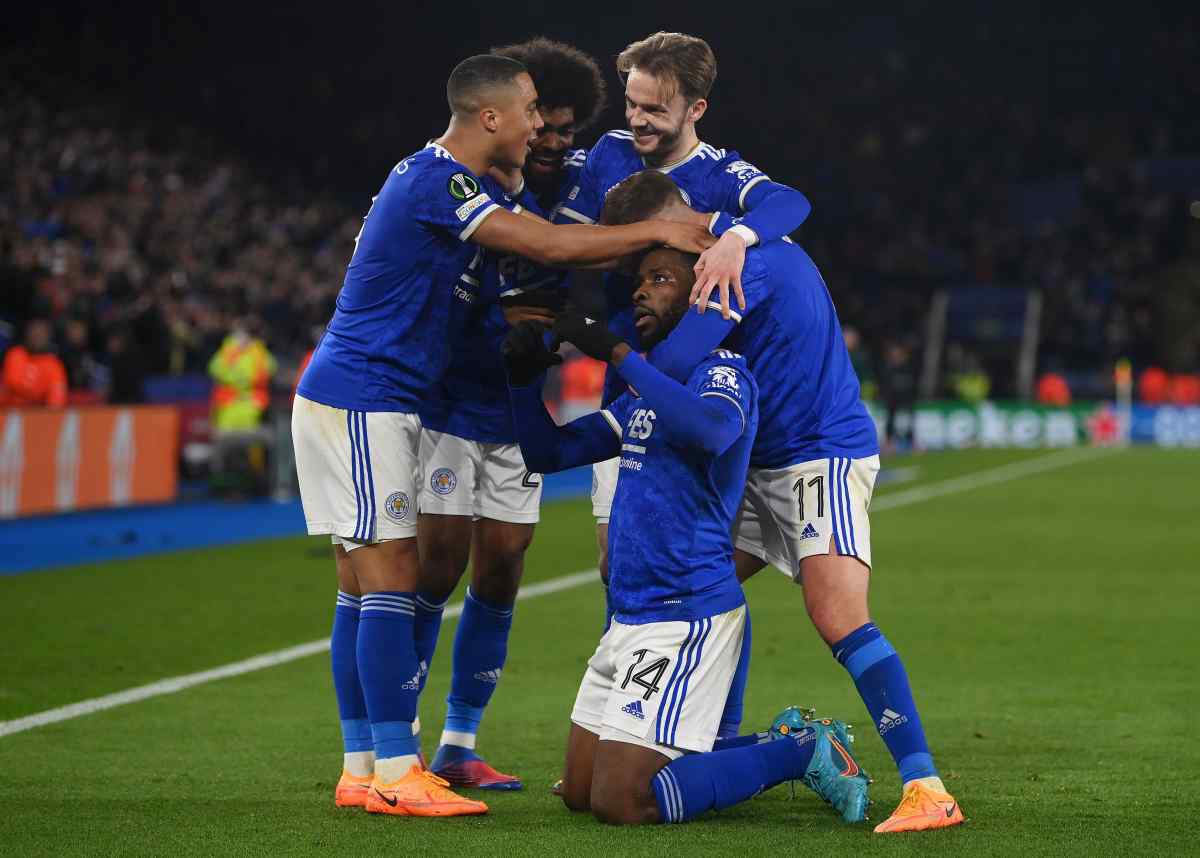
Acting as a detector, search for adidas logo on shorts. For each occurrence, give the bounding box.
[800,522,820,540]
[621,700,645,720]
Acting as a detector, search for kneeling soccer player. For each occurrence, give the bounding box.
[502,248,870,825]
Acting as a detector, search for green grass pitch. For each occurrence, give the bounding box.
[1,448,1196,856]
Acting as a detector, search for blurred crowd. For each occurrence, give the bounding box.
[2,19,1198,411]
[0,83,354,406]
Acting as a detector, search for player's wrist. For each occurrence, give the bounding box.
[610,342,633,366]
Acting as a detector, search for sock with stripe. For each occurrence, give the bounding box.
[651,729,817,823]
[357,591,421,781]
[717,612,751,739]
[832,622,939,785]
[440,588,513,751]
[413,593,447,696]
[712,731,771,751]
[331,591,373,777]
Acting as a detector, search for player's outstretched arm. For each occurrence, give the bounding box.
[502,322,621,473]
[693,175,811,316]
[473,207,714,268]
[612,349,744,456]
[551,312,746,456]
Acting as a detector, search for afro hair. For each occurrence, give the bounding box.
[492,37,607,131]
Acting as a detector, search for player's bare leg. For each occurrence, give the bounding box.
[423,515,532,790]
[800,538,963,832]
[560,723,600,812]
[590,741,671,825]
[734,548,766,583]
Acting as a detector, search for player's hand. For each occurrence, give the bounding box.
[502,321,562,386]
[552,306,626,364]
[655,220,717,255]
[691,231,747,319]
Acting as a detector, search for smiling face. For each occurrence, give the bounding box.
[632,247,697,349]
[525,105,577,181]
[623,68,705,165]
[491,72,545,170]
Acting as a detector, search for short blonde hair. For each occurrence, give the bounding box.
[616,32,716,105]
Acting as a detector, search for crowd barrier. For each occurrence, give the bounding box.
[0,405,179,518]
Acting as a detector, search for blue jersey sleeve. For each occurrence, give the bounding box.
[615,352,748,456]
[508,382,622,473]
[690,351,755,438]
[413,160,505,242]
[708,154,811,245]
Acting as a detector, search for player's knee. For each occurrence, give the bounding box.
[805,598,868,645]
[561,780,591,813]
[590,787,656,826]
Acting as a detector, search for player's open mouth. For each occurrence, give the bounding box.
[634,308,656,330]
[529,151,561,168]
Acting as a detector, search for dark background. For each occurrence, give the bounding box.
[7,1,1196,197]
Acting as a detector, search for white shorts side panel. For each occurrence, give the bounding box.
[570,605,745,756]
[591,456,619,522]
[734,454,879,578]
[419,430,541,524]
[292,395,420,542]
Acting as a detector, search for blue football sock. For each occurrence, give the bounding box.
[442,588,513,747]
[712,731,771,751]
[717,612,751,738]
[331,591,371,753]
[357,592,420,761]
[413,592,447,695]
[652,730,816,823]
[832,622,938,783]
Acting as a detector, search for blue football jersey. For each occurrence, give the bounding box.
[554,131,775,407]
[604,350,758,624]
[725,240,879,467]
[298,143,513,413]
[421,153,586,443]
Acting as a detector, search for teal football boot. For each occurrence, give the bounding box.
[770,706,872,823]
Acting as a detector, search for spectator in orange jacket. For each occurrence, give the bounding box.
[1,319,68,408]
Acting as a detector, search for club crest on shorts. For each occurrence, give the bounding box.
[430,467,457,496]
[384,491,411,522]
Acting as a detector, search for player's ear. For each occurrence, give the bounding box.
[686,98,708,125]
[480,107,500,133]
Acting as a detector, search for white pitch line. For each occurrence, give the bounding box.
[0,446,1115,739]
[0,569,599,739]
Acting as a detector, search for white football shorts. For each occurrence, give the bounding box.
[292,394,421,549]
[591,456,619,523]
[734,455,880,578]
[418,429,542,524]
[570,605,746,760]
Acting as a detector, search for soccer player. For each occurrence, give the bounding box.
[292,53,714,818]
[414,39,608,791]
[600,171,966,833]
[552,36,810,732]
[500,249,870,826]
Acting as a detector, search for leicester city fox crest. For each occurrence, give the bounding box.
[384,491,411,522]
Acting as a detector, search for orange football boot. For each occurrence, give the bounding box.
[365,766,489,817]
[334,771,373,807]
[873,780,964,833]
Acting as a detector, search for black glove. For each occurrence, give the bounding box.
[502,321,562,386]
[552,307,625,363]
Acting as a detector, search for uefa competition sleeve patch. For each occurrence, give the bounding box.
[455,193,492,222]
[447,172,480,201]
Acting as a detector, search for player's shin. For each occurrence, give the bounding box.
[650,732,817,823]
[332,591,373,776]
[832,622,940,787]
[357,592,422,781]
[413,592,447,697]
